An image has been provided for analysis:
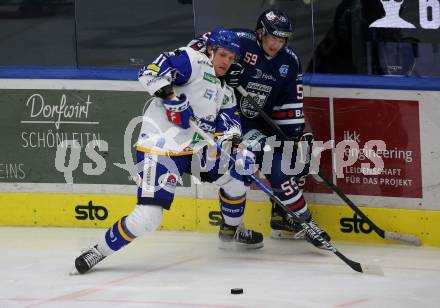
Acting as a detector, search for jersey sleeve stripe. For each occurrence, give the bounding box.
[273,103,303,110]
[274,118,305,125]
[146,64,160,72]
[271,110,304,120]
[271,111,296,119]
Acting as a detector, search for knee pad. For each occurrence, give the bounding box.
[125,205,163,237]
[218,177,246,197]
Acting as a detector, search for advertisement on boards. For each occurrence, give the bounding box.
[333,98,422,198]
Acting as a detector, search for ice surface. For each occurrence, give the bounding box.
[0,227,439,308]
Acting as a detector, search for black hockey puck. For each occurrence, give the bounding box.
[230,288,243,294]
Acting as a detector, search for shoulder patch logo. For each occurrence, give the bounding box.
[204,89,215,100]
[222,95,230,105]
[203,72,218,84]
[191,132,205,144]
[279,64,289,77]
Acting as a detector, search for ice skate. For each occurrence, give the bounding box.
[219,223,264,249]
[270,206,305,240]
[296,218,331,249]
[74,245,106,274]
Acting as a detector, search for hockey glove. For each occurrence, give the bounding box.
[229,147,257,186]
[162,94,194,129]
[216,134,241,155]
[224,63,244,88]
[211,133,241,169]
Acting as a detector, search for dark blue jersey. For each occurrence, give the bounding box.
[188,29,305,138]
[233,29,305,138]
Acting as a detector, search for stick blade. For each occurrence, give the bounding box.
[361,263,384,276]
[384,231,421,246]
[335,250,384,276]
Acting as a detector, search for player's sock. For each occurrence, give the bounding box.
[217,188,263,249]
[74,216,135,274]
[103,215,137,252]
[74,205,163,273]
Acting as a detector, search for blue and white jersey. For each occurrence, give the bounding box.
[138,47,241,155]
[189,30,305,138]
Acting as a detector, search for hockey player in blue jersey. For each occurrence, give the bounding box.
[189,9,330,248]
[74,29,263,274]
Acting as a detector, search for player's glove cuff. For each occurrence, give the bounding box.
[162,94,194,129]
[224,63,244,88]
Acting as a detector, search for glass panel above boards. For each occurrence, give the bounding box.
[309,0,440,77]
[0,0,76,66]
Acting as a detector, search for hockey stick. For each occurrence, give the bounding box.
[189,120,383,275]
[236,85,420,246]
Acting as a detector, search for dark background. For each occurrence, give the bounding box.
[1,0,439,76]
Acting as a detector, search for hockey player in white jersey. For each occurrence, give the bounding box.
[188,10,330,248]
[74,29,263,274]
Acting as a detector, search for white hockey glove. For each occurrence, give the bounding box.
[230,146,257,186]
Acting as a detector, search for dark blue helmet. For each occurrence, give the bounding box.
[208,28,241,57]
[256,9,293,39]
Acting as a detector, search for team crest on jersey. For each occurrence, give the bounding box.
[158,173,179,193]
[240,82,272,118]
[252,68,263,79]
[279,64,289,77]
